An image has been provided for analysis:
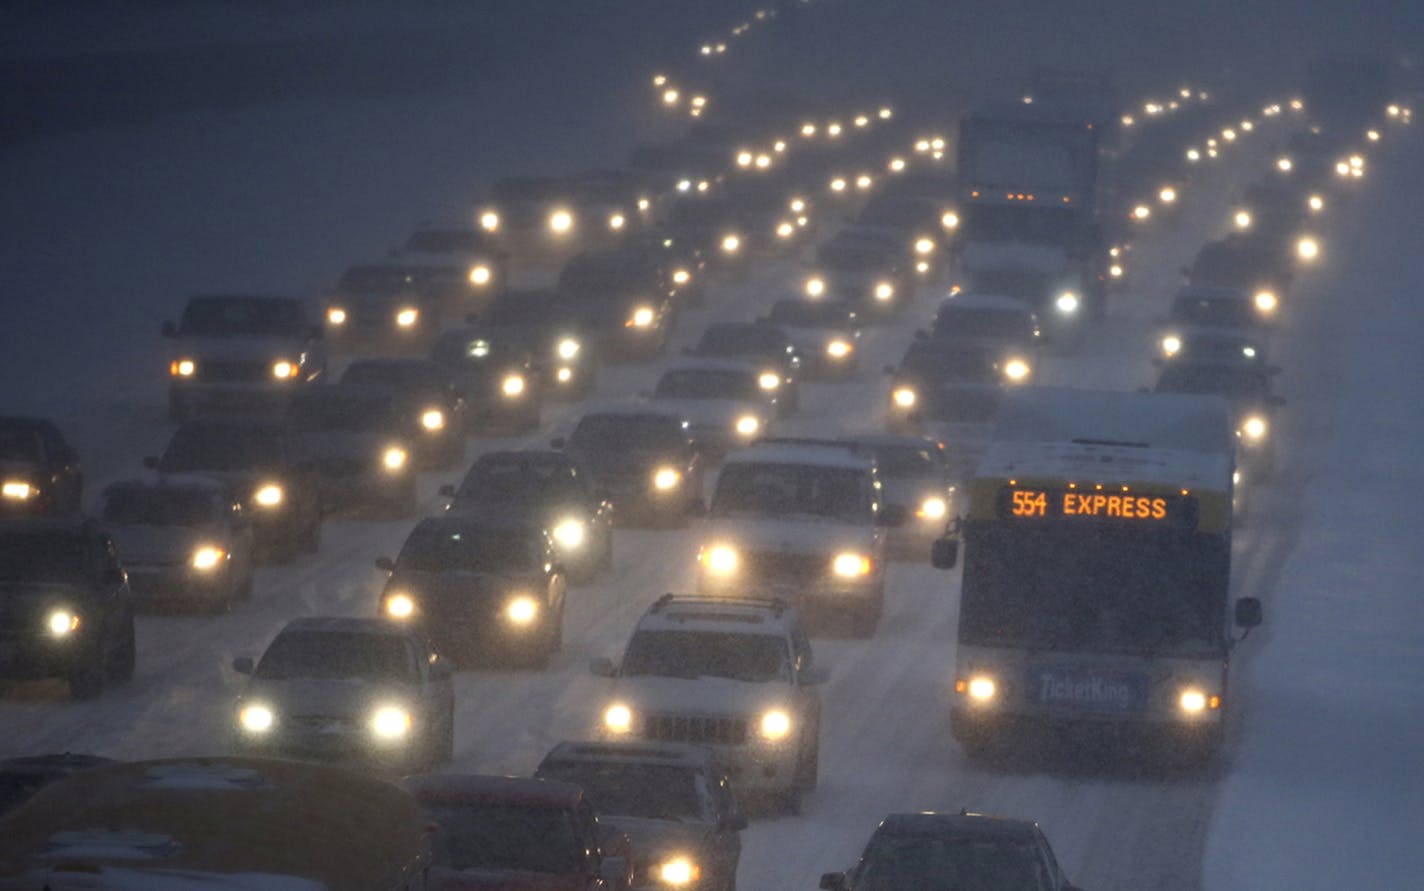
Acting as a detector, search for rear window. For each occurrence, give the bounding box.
[422,800,580,875]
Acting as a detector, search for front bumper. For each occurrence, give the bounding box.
[125,563,236,605]
[233,720,427,769]
[0,631,93,681]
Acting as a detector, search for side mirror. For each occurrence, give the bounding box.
[877,504,907,528]
[142,456,160,470]
[160,321,178,339]
[820,873,849,891]
[1235,596,1263,629]
[931,537,960,569]
[550,437,566,450]
[232,656,254,675]
[588,656,617,677]
[719,813,749,832]
[375,556,396,572]
[598,857,629,883]
[438,484,456,497]
[800,665,831,686]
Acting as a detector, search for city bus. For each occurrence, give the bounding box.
[931,387,1262,762]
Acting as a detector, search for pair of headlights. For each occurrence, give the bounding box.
[954,675,1221,714]
[170,359,300,380]
[699,545,872,579]
[384,592,540,625]
[239,703,413,739]
[603,703,792,741]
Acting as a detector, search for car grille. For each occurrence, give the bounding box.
[317,456,370,477]
[642,712,748,746]
[928,388,1001,423]
[741,550,827,586]
[195,359,271,383]
[973,270,1049,301]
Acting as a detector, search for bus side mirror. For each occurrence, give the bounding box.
[931,537,959,569]
[1235,597,1263,629]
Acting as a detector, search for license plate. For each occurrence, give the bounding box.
[1031,667,1147,712]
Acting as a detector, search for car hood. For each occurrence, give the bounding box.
[601,816,716,864]
[389,568,527,601]
[242,677,419,718]
[109,523,229,565]
[880,477,945,511]
[649,399,765,430]
[302,431,403,461]
[428,868,586,891]
[612,674,793,717]
[701,515,876,554]
[567,447,677,478]
[172,336,308,361]
[960,241,1069,274]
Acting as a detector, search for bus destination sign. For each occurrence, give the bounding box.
[997,486,1198,528]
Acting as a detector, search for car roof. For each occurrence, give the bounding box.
[276,616,420,638]
[876,812,1042,841]
[471,448,575,469]
[403,773,585,809]
[723,442,873,471]
[635,593,796,636]
[539,740,723,772]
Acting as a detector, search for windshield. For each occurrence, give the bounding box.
[101,488,219,526]
[655,370,759,401]
[423,800,579,874]
[960,523,1227,655]
[568,415,685,452]
[817,244,892,270]
[768,300,853,327]
[622,630,790,682]
[668,200,735,227]
[712,461,869,523]
[1171,295,1256,327]
[457,460,583,505]
[934,307,1034,341]
[558,259,648,293]
[254,631,416,682]
[0,532,87,584]
[1155,365,1268,399]
[398,523,540,573]
[860,444,943,479]
[480,294,564,326]
[858,198,937,228]
[159,426,284,472]
[431,333,525,368]
[536,763,703,822]
[0,429,43,463]
[1189,245,1274,287]
[961,204,1078,248]
[337,266,416,293]
[490,178,565,203]
[851,834,1053,891]
[696,326,785,356]
[967,266,1052,301]
[289,393,402,433]
[178,297,306,338]
[919,385,1003,423]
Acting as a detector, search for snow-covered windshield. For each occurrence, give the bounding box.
[568,415,685,452]
[858,444,943,479]
[767,300,855,327]
[934,307,1034,341]
[340,361,446,392]
[1155,364,1270,400]
[536,763,704,822]
[159,426,284,472]
[961,204,1077,248]
[456,459,582,504]
[622,630,789,683]
[423,800,579,874]
[712,462,869,523]
[1170,295,1256,328]
[404,229,492,254]
[288,392,402,433]
[337,266,417,294]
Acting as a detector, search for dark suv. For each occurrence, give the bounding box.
[0,518,136,699]
[0,417,83,517]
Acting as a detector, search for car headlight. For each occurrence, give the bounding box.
[47,609,80,637]
[272,360,299,380]
[918,496,947,520]
[395,308,419,327]
[1159,185,1178,204]
[874,281,895,301]
[604,703,633,733]
[1110,263,1124,278]
[239,704,275,733]
[2,481,34,500]
[672,268,691,285]
[479,211,500,232]
[1308,194,1325,213]
[776,221,796,238]
[827,339,852,359]
[758,371,780,391]
[382,447,408,471]
[628,306,655,328]
[608,212,626,231]
[549,209,574,233]
[760,709,792,741]
[326,307,347,325]
[1161,335,1182,356]
[1234,210,1252,230]
[502,374,526,397]
[961,676,996,701]
[1131,204,1151,221]
[553,519,586,549]
[892,387,916,408]
[556,366,574,383]
[1003,358,1031,382]
[941,211,959,230]
[170,358,197,377]
[1296,236,1320,261]
[253,484,284,507]
[1254,290,1278,314]
[370,706,412,739]
[657,856,701,886]
[1242,415,1268,440]
[1180,689,1207,713]
[653,467,681,490]
[384,592,416,619]
[701,544,738,575]
[557,337,580,359]
[469,264,492,286]
[1055,292,1080,315]
[421,409,446,431]
[914,237,936,255]
[735,415,760,437]
[805,276,826,297]
[506,596,540,625]
[721,233,741,254]
[191,546,226,571]
[832,552,871,577]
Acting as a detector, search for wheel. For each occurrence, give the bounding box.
[109,614,137,684]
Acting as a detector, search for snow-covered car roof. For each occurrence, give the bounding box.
[634,594,796,637]
[722,442,873,472]
[659,357,764,376]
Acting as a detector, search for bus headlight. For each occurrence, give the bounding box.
[506,596,539,625]
[170,358,197,377]
[239,704,275,733]
[191,546,226,571]
[1242,415,1268,441]
[628,306,655,328]
[760,709,792,741]
[701,545,738,575]
[47,609,80,637]
[1162,335,1182,356]
[735,415,760,437]
[604,703,633,733]
[395,308,419,328]
[326,307,347,325]
[549,209,574,233]
[652,467,681,491]
[1254,291,1278,314]
[421,409,446,431]
[918,496,947,520]
[469,264,492,286]
[805,276,826,297]
[479,211,500,232]
[892,387,916,408]
[553,519,586,550]
[657,857,701,886]
[1003,358,1031,382]
[383,447,408,471]
[502,374,526,397]
[272,360,299,380]
[758,372,780,391]
[1179,689,1219,713]
[384,593,416,619]
[874,282,895,302]
[832,552,871,577]
[253,484,284,508]
[370,706,412,739]
[964,676,996,702]
[827,339,852,359]
[1055,292,1080,315]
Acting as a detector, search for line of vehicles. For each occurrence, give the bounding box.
[0,35,1410,890]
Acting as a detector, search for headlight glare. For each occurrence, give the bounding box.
[2,481,34,500]
[966,677,996,701]
[1162,335,1182,356]
[557,338,580,359]
[421,409,445,431]
[191,546,225,571]
[832,552,871,577]
[735,415,760,437]
[827,339,852,358]
[253,484,283,507]
[805,276,826,297]
[1242,416,1268,440]
[628,307,655,328]
[553,519,586,549]
[658,857,701,886]
[760,709,792,740]
[502,374,526,397]
[171,358,197,377]
[469,265,492,285]
[1180,690,1208,713]
[1055,292,1080,314]
[653,467,681,491]
[395,308,419,328]
[604,703,633,733]
[47,609,80,637]
[892,387,916,408]
[702,545,738,575]
[272,360,298,380]
[239,704,275,733]
[506,596,539,624]
[874,281,895,301]
[383,447,408,471]
[758,372,780,391]
[1004,358,1030,382]
[919,496,947,520]
[370,706,412,739]
[385,593,416,619]
[326,307,347,325]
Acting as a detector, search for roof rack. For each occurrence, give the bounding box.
[649,592,787,617]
